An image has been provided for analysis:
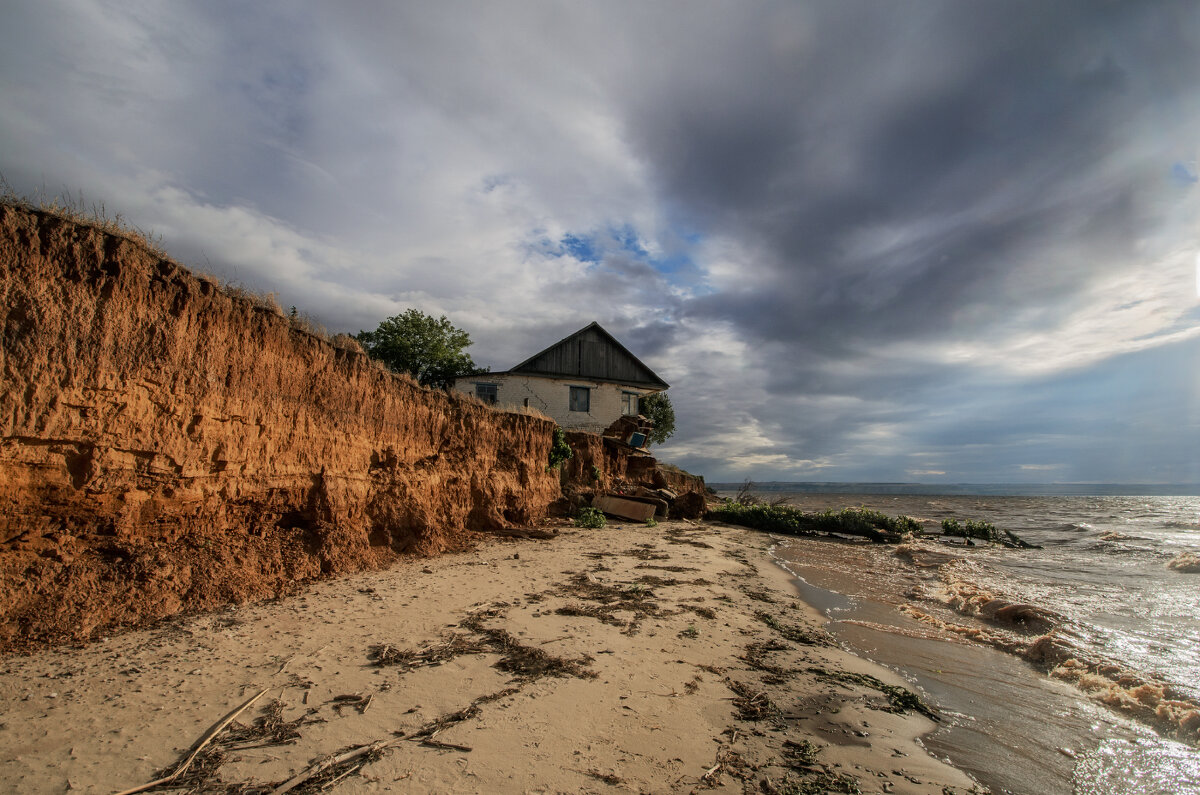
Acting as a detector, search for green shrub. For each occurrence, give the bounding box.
[645,516,658,528]
[546,427,573,471]
[590,464,602,482]
[708,503,921,543]
[575,507,606,529]
[941,517,1002,542]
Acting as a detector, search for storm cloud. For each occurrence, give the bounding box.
[2,1,1197,482]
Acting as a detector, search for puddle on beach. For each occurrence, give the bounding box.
[771,539,1200,795]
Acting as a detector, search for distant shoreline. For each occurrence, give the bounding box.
[710,481,1200,496]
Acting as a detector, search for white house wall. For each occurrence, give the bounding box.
[454,374,654,433]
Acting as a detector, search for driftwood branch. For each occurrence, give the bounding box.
[269,739,392,795]
[114,687,269,795]
[419,738,473,752]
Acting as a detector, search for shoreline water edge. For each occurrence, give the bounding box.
[753,491,1200,795]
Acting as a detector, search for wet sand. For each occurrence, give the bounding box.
[0,519,978,794]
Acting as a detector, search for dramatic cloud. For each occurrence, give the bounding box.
[2,1,1198,483]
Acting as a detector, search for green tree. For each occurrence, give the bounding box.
[355,309,483,388]
[639,391,676,445]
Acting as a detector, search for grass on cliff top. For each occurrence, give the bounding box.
[1,179,168,257]
[0,183,553,417]
[1,181,377,360]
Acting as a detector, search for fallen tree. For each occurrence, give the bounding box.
[709,502,1037,548]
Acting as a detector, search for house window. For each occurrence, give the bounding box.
[475,383,498,404]
[621,391,640,416]
[569,386,590,412]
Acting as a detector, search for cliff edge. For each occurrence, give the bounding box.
[0,202,583,652]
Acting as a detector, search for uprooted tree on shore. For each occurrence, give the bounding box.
[709,483,1038,547]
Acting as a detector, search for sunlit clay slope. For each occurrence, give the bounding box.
[0,202,573,652]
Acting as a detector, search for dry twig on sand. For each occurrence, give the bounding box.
[114,688,268,795]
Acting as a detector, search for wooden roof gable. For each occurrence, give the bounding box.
[508,322,669,390]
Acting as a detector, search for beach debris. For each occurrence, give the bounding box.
[743,587,778,603]
[671,490,709,519]
[488,526,559,540]
[579,769,625,786]
[665,536,714,550]
[940,518,1040,548]
[781,738,821,767]
[418,738,473,752]
[628,487,670,517]
[807,667,939,722]
[633,562,699,572]
[111,691,331,793]
[700,746,754,787]
[741,640,797,682]
[755,611,835,647]
[555,603,628,627]
[114,687,269,795]
[402,687,521,748]
[681,603,717,620]
[270,739,392,794]
[760,769,862,794]
[463,612,598,680]
[593,495,658,522]
[331,693,374,715]
[369,633,489,670]
[708,503,922,543]
[622,544,670,560]
[726,678,781,721]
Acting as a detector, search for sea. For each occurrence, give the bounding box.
[713,488,1200,795]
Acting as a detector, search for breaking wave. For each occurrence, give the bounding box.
[1167,552,1200,573]
[889,543,1200,745]
[899,600,1200,745]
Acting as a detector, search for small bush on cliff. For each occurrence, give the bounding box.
[547,427,573,471]
[575,507,606,528]
[355,309,484,389]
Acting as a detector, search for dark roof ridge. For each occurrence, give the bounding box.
[509,321,668,390]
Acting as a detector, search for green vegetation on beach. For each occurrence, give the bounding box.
[941,518,1039,548]
[708,502,921,543]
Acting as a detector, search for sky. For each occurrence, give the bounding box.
[2,1,1199,484]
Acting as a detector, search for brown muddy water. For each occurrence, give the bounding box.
[731,493,1200,795]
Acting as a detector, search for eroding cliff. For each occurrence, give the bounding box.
[0,203,566,651]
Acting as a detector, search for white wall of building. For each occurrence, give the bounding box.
[454,373,654,432]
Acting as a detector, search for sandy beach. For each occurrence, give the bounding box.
[0,518,979,794]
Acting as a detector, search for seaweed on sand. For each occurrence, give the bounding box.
[549,571,668,633]
[726,678,781,721]
[807,667,939,721]
[371,605,597,681]
[755,611,834,647]
[759,770,862,795]
[740,639,795,681]
[460,610,597,680]
[369,634,490,669]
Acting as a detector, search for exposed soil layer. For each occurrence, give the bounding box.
[0,203,696,653]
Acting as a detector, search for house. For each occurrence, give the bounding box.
[452,322,668,434]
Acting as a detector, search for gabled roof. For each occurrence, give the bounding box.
[505,322,668,390]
